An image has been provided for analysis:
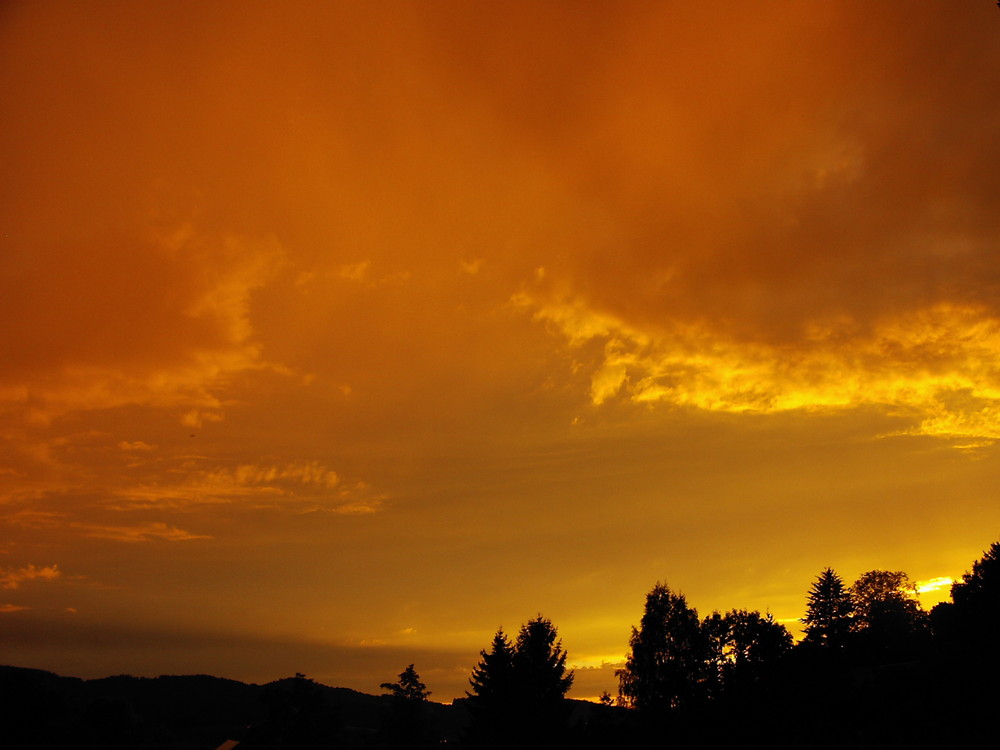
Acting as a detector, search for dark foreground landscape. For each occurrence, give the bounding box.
[5,540,1000,749]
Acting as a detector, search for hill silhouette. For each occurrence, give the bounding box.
[0,665,610,749]
[0,665,474,749]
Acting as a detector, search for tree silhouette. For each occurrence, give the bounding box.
[381,664,431,703]
[380,664,432,749]
[702,608,792,703]
[849,569,928,659]
[466,616,573,749]
[617,583,707,715]
[949,540,1000,642]
[801,568,853,650]
[466,627,516,745]
[512,615,574,745]
[850,570,919,627]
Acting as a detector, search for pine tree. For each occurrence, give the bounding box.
[380,664,431,702]
[466,617,574,749]
[801,568,853,650]
[512,615,574,744]
[466,629,517,749]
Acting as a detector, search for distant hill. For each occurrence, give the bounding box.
[0,665,474,749]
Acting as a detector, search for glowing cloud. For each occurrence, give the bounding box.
[520,291,1000,442]
[0,563,61,590]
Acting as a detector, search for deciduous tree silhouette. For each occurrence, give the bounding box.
[801,568,853,650]
[617,583,708,715]
[704,609,792,696]
[849,569,929,661]
[949,540,1000,642]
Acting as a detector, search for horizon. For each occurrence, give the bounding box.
[3,0,1000,705]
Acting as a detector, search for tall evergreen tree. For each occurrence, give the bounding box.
[466,617,573,749]
[512,615,574,746]
[801,568,853,650]
[617,583,708,715]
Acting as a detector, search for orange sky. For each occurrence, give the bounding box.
[3,0,1000,701]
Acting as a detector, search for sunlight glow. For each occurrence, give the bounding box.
[915,577,955,595]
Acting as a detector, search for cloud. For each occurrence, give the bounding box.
[518,290,1000,442]
[0,603,30,613]
[101,460,383,517]
[74,522,210,543]
[0,225,284,427]
[338,261,371,282]
[118,441,155,452]
[0,563,61,590]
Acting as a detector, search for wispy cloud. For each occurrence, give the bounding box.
[112,461,380,514]
[75,522,210,543]
[0,563,61,590]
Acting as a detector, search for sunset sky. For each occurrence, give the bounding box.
[3,0,1000,701]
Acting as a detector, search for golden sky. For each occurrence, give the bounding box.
[3,0,1000,701]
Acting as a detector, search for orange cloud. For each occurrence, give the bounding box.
[0,563,61,589]
[74,522,209,544]
[0,226,284,428]
[110,461,379,515]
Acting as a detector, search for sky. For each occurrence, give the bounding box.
[2,0,1000,702]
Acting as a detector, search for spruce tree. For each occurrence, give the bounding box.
[466,617,574,749]
[801,567,853,650]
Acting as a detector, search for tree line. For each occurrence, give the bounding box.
[392,538,1000,748]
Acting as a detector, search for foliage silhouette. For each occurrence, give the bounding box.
[465,615,573,749]
[617,583,708,716]
[380,664,433,749]
[801,567,853,651]
[949,540,1000,642]
[703,609,792,697]
[849,569,929,661]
